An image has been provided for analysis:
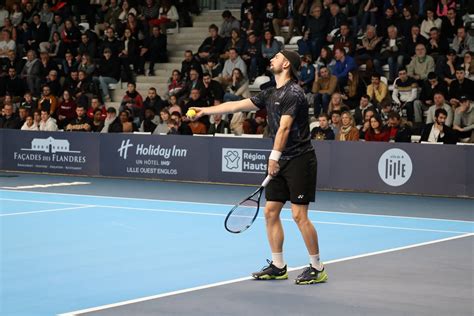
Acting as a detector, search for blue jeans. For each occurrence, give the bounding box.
[95,76,118,100]
[374,55,405,82]
[314,93,331,115]
[224,93,242,102]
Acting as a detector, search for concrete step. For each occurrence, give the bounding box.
[181,27,210,33]
[136,76,169,84]
[168,38,205,45]
[192,21,222,27]
[167,44,200,52]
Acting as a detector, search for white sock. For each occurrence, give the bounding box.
[271,252,285,269]
[309,254,323,271]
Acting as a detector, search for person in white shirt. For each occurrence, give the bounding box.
[39,110,58,131]
[0,30,16,59]
[21,114,39,131]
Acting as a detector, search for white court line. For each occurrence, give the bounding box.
[1,189,472,224]
[1,182,91,190]
[58,233,474,316]
[0,206,95,217]
[1,198,471,234]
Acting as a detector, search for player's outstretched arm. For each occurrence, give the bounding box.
[190,98,259,119]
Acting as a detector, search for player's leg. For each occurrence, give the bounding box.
[291,203,319,257]
[264,201,285,255]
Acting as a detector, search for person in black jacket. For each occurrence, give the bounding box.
[387,111,412,142]
[118,28,138,82]
[78,33,97,59]
[98,27,122,57]
[137,26,167,76]
[3,67,24,100]
[197,24,226,63]
[306,5,329,61]
[181,50,203,82]
[94,48,120,102]
[30,14,49,51]
[0,103,21,129]
[420,108,457,144]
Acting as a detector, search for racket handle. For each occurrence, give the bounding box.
[261,175,272,187]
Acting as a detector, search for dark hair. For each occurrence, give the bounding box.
[330,110,342,116]
[209,24,218,32]
[361,94,370,100]
[107,107,117,113]
[222,10,232,18]
[369,115,384,132]
[398,67,407,73]
[318,113,330,120]
[77,104,85,109]
[171,111,182,118]
[429,27,439,33]
[388,111,401,120]
[434,91,445,98]
[435,108,448,118]
[371,73,381,79]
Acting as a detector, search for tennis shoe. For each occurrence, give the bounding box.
[251,259,288,280]
[294,264,328,285]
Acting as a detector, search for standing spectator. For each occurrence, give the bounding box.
[354,94,376,126]
[392,67,418,122]
[311,113,335,140]
[333,47,357,89]
[426,91,454,126]
[407,44,435,82]
[39,110,58,131]
[376,25,406,82]
[38,85,58,116]
[21,50,41,96]
[138,26,167,76]
[453,96,474,142]
[448,68,474,107]
[367,73,389,106]
[451,26,474,58]
[420,108,457,143]
[220,10,240,41]
[56,90,77,129]
[387,111,412,142]
[336,111,359,141]
[208,114,230,134]
[198,24,226,63]
[95,48,120,102]
[312,66,337,115]
[120,82,144,124]
[0,104,21,129]
[65,105,92,132]
[365,115,390,141]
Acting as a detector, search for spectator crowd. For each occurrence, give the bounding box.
[0,0,473,144]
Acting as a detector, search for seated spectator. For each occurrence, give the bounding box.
[0,30,16,60]
[449,68,474,108]
[181,50,203,82]
[436,49,458,85]
[311,113,335,140]
[168,95,181,114]
[198,24,226,63]
[95,48,120,102]
[273,0,297,42]
[20,92,37,111]
[460,52,474,80]
[30,14,50,52]
[453,96,474,142]
[427,27,450,62]
[223,29,245,59]
[421,9,442,39]
[365,115,390,142]
[21,50,41,96]
[376,25,406,83]
[387,111,412,142]
[119,110,135,133]
[420,108,457,144]
[101,107,123,133]
[39,109,58,131]
[56,90,77,129]
[208,114,230,134]
[17,107,29,127]
[143,87,167,115]
[426,91,454,126]
[188,118,207,134]
[354,95,376,126]
[119,82,144,124]
[330,110,342,135]
[201,73,224,105]
[407,43,435,82]
[392,67,418,122]
[333,23,356,56]
[297,30,311,56]
[21,113,39,131]
[243,110,267,134]
[241,32,262,82]
[45,70,62,97]
[139,107,161,133]
[75,71,100,107]
[452,26,474,58]
[335,111,359,141]
[185,88,208,126]
[153,108,171,134]
[414,72,448,124]
[39,2,53,27]
[87,97,107,121]
[153,0,179,32]
[3,67,24,101]
[441,8,464,44]
[91,109,105,132]
[38,52,59,85]
[437,0,456,18]
[167,70,185,97]
[367,73,389,106]
[223,68,250,102]
[178,68,201,103]
[203,57,223,79]
[261,31,281,67]
[44,32,65,62]
[98,27,122,58]
[241,10,262,38]
[138,26,167,76]
[399,6,417,39]
[326,3,348,41]
[299,56,315,94]
[78,54,96,78]
[358,108,376,139]
[2,49,24,75]
[315,47,337,74]
[61,19,81,54]
[262,2,276,33]
[65,105,92,132]
[332,47,357,89]
[0,103,21,129]
[355,25,382,74]
[341,70,367,109]
[62,51,79,77]
[405,25,429,58]
[305,5,328,61]
[170,111,193,135]
[220,48,247,85]
[78,33,97,60]
[312,66,337,115]
[38,85,58,116]
[220,10,240,41]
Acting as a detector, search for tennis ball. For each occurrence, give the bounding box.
[186,109,197,118]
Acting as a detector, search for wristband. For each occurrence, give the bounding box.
[269,150,282,161]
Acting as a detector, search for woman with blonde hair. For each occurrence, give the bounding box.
[336,111,359,141]
[328,92,349,114]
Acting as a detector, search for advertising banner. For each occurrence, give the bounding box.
[1,130,99,175]
[100,134,210,181]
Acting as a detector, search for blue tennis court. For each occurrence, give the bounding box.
[1,177,473,316]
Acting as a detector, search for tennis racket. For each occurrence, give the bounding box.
[224,175,272,234]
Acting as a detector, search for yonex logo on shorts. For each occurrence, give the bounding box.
[298,195,304,199]
[377,148,413,187]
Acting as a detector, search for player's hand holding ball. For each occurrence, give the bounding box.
[186,107,205,120]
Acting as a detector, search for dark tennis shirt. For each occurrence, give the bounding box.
[250,80,313,160]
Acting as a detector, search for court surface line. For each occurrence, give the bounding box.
[0,206,96,217]
[1,182,91,190]
[57,233,474,316]
[1,198,470,234]
[1,190,472,224]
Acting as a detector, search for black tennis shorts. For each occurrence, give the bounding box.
[265,150,317,205]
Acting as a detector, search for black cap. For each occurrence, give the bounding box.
[279,50,301,79]
[459,95,470,102]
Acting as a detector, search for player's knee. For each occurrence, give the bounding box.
[264,207,280,222]
[292,212,308,225]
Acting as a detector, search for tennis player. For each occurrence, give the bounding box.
[191,50,327,285]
